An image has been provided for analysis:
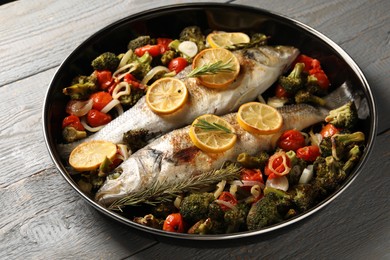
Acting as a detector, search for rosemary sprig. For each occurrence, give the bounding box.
[108,163,241,211]
[193,119,233,134]
[187,59,234,78]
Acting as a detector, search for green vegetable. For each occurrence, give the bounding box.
[325,101,358,129]
[119,87,145,108]
[342,145,362,174]
[160,50,176,65]
[278,62,305,94]
[62,126,87,143]
[331,131,365,160]
[285,150,307,186]
[91,52,120,72]
[62,75,98,100]
[224,203,250,233]
[237,151,269,169]
[295,89,326,106]
[127,36,151,51]
[288,184,318,212]
[179,26,206,52]
[122,129,151,153]
[180,192,215,223]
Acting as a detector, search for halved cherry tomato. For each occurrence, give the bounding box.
[241,168,263,183]
[87,109,112,127]
[163,213,185,233]
[277,129,306,151]
[157,38,172,54]
[168,57,188,74]
[311,71,330,89]
[96,70,114,90]
[90,91,113,111]
[275,84,290,98]
[62,115,84,131]
[294,54,330,89]
[294,54,313,73]
[134,45,161,57]
[218,191,238,211]
[123,73,144,89]
[296,145,320,162]
[320,123,339,138]
[265,151,291,176]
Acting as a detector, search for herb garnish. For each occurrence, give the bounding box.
[187,59,234,78]
[193,119,233,134]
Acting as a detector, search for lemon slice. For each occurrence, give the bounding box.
[237,102,283,134]
[69,140,117,172]
[189,114,237,153]
[206,32,250,48]
[146,77,188,114]
[192,48,240,89]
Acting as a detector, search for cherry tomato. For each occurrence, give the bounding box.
[163,213,185,233]
[311,71,330,89]
[320,123,340,138]
[241,168,264,183]
[277,129,306,151]
[90,91,113,111]
[275,84,290,98]
[168,57,188,74]
[296,145,320,162]
[87,109,112,127]
[62,115,84,131]
[218,191,238,211]
[96,70,114,90]
[293,54,314,73]
[265,151,291,176]
[157,38,172,54]
[123,73,144,89]
[134,45,161,57]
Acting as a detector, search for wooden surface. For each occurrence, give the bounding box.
[0,0,389,259]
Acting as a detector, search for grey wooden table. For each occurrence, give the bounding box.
[1,0,389,259]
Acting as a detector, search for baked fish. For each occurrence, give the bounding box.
[96,103,328,205]
[59,46,299,158]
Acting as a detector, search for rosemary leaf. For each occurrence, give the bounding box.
[108,163,241,211]
[193,119,233,134]
[187,59,234,78]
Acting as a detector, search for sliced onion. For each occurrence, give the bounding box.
[112,82,130,100]
[299,165,314,184]
[213,180,226,199]
[250,185,262,198]
[113,63,137,81]
[101,99,120,114]
[231,180,265,189]
[178,41,198,58]
[266,175,289,191]
[117,144,130,160]
[215,199,236,211]
[229,184,238,197]
[65,99,93,117]
[80,117,105,132]
[118,49,133,69]
[267,96,288,108]
[140,65,170,86]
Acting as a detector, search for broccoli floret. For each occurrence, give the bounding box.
[180,192,215,223]
[342,145,362,174]
[132,52,153,79]
[288,184,318,212]
[295,89,326,107]
[160,50,177,65]
[91,52,120,72]
[331,131,365,160]
[224,203,250,233]
[122,128,152,153]
[63,75,98,99]
[278,62,305,94]
[127,36,151,51]
[306,75,328,96]
[62,126,87,143]
[237,151,269,169]
[246,188,292,230]
[207,201,225,221]
[319,136,332,157]
[179,26,206,52]
[325,101,358,129]
[119,87,145,108]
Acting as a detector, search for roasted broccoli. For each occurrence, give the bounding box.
[237,151,269,169]
[288,184,318,212]
[295,89,326,107]
[119,86,145,108]
[123,128,152,152]
[319,136,332,157]
[131,52,153,79]
[224,203,250,233]
[342,145,362,174]
[179,26,206,52]
[127,36,151,51]
[331,131,365,160]
[91,52,120,72]
[62,126,87,143]
[278,62,305,94]
[246,187,292,230]
[325,101,358,129]
[63,75,98,99]
[160,49,176,65]
[180,192,215,223]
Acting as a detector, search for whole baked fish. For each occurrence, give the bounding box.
[59,46,299,158]
[96,103,328,205]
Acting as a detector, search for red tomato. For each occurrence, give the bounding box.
[123,73,144,89]
[90,91,113,111]
[320,123,339,138]
[265,151,291,176]
[157,38,172,54]
[311,71,330,89]
[87,109,112,127]
[241,168,264,183]
[96,70,114,90]
[168,57,188,74]
[163,213,185,233]
[296,145,320,162]
[275,84,290,98]
[218,192,238,211]
[294,54,314,73]
[62,115,84,131]
[277,129,306,151]
[134,45,161,57]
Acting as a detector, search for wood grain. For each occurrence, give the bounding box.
[0,0,389,259]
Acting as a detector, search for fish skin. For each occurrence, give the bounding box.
[59,46,299,158]
[96,103,328,205]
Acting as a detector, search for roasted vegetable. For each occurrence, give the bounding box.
[331,132,365,160]
[325,101,358,129]
[237,151,269,169]
[62,126,87,143]
[180,192,215,223]
[179,26,206,52]
[91,52,120,72]
[127,36,152,51]
[288,184,318,212]
[278,62,305,94]
[63,75,98,100]
[295,89,326,107]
